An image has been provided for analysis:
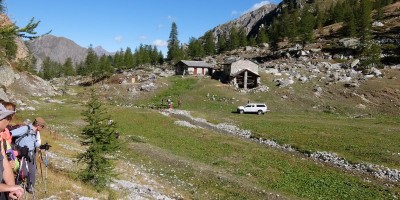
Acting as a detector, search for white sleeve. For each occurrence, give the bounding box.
[36,131,42,147]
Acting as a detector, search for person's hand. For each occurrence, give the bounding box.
[9,160,15,169]
[8,185,24,199]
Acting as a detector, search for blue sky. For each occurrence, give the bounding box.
[6,0,281,55]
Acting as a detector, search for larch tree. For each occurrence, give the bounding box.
[203,31,216,56]
[124,47,134,69]
[63,57,76,76]
[298,7,315,45]
[77,89,120,191]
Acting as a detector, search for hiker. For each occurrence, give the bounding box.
[0,104,24,199]
[0,102,19,173]
[10,117,45,193]
[178,99,182,108]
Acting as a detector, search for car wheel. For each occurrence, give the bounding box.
[239,110,244,114]
[257,110,263,115]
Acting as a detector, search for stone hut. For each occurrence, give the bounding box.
[222,59,260,89]
[175,60,213,76]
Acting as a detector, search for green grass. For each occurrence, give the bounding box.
[18,75,399,199]
[131,76,400,168]
[110,107,396,199]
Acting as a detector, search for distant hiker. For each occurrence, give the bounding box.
[167,97,172,109]
[10,117,46,193]
[178,99,182,108]
[0,104,24,199]
[161,98,164,107]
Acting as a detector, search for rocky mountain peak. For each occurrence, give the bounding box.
[210,3,277,39]
[26,34,88,69]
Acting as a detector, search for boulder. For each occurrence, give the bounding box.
[0,65,15,87]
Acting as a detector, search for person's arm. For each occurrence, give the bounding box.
[1,140,15,185]
[35,131,41,147]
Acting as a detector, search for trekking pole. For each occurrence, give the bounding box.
[38,151,44,182]
[39,142,51,194]
[44,149,48,193]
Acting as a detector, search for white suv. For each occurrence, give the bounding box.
[237,103,269,115]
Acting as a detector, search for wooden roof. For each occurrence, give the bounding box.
[230,68,260,77]
[176,60,213,68]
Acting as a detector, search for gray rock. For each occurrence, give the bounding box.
[0,88,8,101]
[0,65,15,87]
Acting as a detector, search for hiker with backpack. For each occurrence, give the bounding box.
[10,117,45,194]
[0,104,24,199]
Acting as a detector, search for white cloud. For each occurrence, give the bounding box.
[231,10,239,15]
[245,1,271,13]
[152,39,168,47]
[114,35,123,43]
[139,35,148,40]
[157,24,164,29]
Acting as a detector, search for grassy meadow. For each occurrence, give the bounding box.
[13,73,400,199]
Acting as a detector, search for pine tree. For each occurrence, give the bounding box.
[203,31,216,55]
[238,28,248,47]
[63,57,76,76]
[299,7,315,44]
[187,37,204,59]
[256,26,268,44]
[124,47,134,69]
[248,36,257,46]
[77,89,120,191]
[41,57,57,80]
[217,35,227,53]
[228,26,240,50]
[167,22,181,62]
[84,45,99,79]
[98,55,113,75]
[113,50,124,69]
[343,9,356,37]
[358,0,372,44]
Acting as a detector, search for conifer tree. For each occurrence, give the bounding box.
[77,89,120,191]
[248,36,257,46]
[228,27,240,50]
[187,37,204,59]
[269,19,280,51]
[167,22,183,63]
[217,34,227,53]
[238,28,248,47]
[42,57,57,80]
[113,49,124,69]
[63,57,76,76]
[124,47,134,69]
[343,9,357,37]
[358,0,372,44]
[299,7,315,44]
[84,45,99,79]
[256,26,268,44]
[203,31,216,55]
[98,55,113,75]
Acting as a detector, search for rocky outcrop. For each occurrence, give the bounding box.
[209,4,276,40]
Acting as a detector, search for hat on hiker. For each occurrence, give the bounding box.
[33,117,46,127]
[0,104,15,121]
